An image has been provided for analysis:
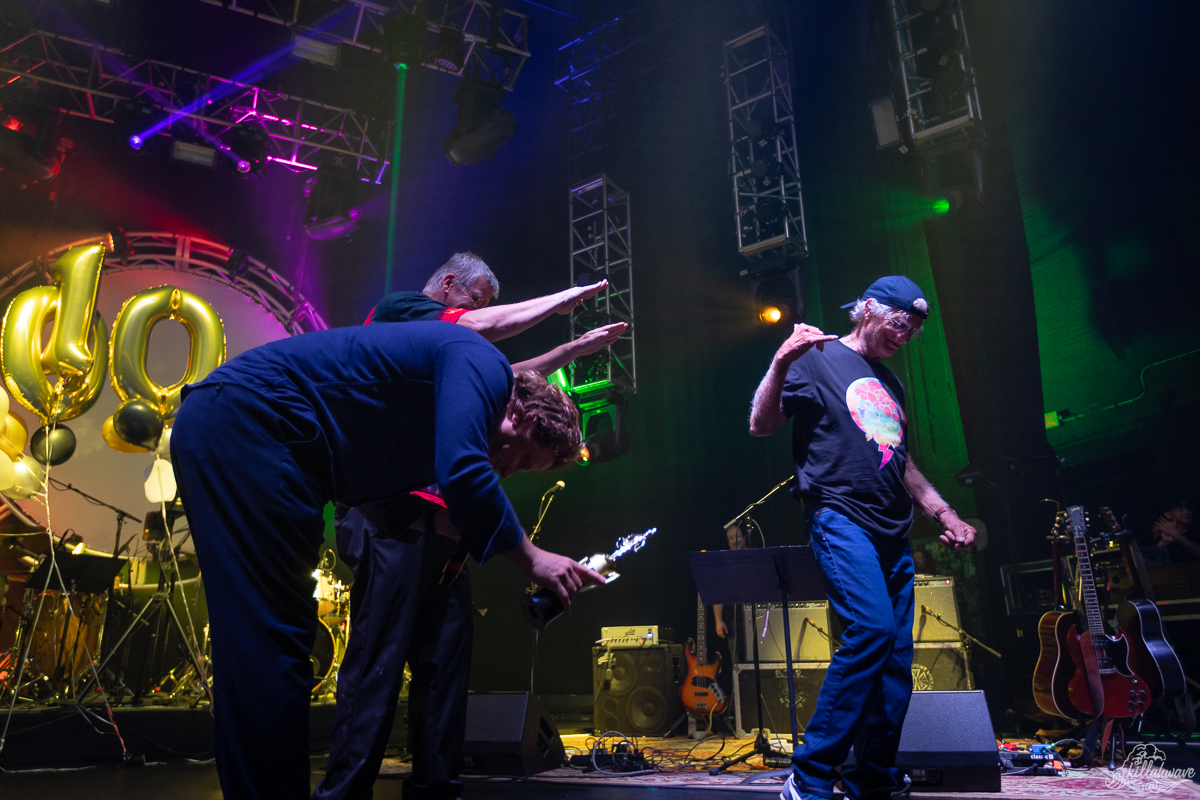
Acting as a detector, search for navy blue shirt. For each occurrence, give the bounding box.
[781,340,913,538]
[185,321,521,563]
[367,291,467,325]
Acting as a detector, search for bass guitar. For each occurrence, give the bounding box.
[1062,505,1149,719]
[1099,507,1186,701]
[682,593,726,716]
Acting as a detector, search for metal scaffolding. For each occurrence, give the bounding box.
[567,175,635,400]
[723,23,807,264]
[0,30,392,180]
[194,0,531,91]
[556,17,623,185]
[888,0,982,145]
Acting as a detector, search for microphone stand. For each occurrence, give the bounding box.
[919,604,1002,660]
[724,475,796,530]
[528,482,563,694]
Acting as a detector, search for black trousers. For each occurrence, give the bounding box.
[313,504,473,800]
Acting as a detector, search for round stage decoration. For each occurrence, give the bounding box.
[30,424,77,466]
[1,244,109,424]
[111,398,164,451]
[109,285,226,422]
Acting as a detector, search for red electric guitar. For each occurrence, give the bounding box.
[682,593,726,716]
[1061,505,1149,719]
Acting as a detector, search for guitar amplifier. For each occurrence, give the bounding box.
[912,642,972,691]
[599,625,671,649]
[592,644,684,736]
[742,602,833,662]
[732,662,827,737]
[913,576,961,642]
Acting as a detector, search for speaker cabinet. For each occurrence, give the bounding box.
[592,644,683,736]
[913,577,960,642]
[896,690,1000,792]
[732,662,827,737]
[742,602,833,662]
[912,643,972,691]
[461,693,564,776]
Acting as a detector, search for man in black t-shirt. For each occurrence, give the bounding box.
[316,253,625,800]
[749,276,975,800]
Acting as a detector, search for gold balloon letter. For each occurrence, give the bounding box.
[1,245,110,423]
[109,285,226,420]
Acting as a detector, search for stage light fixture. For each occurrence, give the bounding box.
[114,100,161,153]
[382,13,427,67]
[434,27,466,71]
[582,396,630,463]
[0,87,62,183]
[752,270,802,326]
[170,139,217,169]
[291,34,341,68]
[304,161,364,240]
[870,96,902,149]
[225,125,269,176]
[443,74,516,166]
[749,156,782,184]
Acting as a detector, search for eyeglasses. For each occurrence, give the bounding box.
[884,314,922,338]
[454,279,490,309]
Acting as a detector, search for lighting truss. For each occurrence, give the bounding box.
[723,24,807,264]
[0,30,391,180]
[195,0,530,91]
[0,232,328,336]
[888,0,982,144]
[568,175,635,400]
[556,17,623,184]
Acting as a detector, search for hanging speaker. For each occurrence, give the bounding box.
[461,693,564,776]
[592,644,684,736]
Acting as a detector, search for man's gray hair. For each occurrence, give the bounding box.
[423,252,501,297]
[848,297,893,324]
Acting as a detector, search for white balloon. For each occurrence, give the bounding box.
[155,426,173,461]
[3,455,46,499]
[144,457,178,504]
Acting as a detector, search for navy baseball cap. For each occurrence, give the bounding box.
[840,275,929,319]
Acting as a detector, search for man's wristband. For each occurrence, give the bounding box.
[932,506,954,522]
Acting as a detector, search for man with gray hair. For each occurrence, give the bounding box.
[317,253,625,800]
[749,275,975,800]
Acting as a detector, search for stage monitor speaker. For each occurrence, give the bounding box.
[914,576,960,642]
[732,662,827,737]
[461,693,565,776]
[592,644,683,736]
[742,602,833,662]
[896,690,1000,792]
[912,643,972,691]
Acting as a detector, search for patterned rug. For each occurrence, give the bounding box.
[379,734,1200,799]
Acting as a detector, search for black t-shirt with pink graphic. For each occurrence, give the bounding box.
[781,340,913,538]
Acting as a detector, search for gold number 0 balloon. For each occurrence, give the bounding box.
[109,285,226,420]
[2,283,110,423]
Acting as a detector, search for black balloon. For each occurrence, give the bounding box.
[113,398,165,451]
[31,425,77,466]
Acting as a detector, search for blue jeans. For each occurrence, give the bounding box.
[789,507,914,800]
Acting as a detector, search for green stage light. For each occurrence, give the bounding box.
[931,197,951,215]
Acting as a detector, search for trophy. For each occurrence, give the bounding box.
[521,527,657,629]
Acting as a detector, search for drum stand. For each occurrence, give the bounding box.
[82,535,211,705]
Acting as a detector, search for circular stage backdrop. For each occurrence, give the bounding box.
[0,232,326,553]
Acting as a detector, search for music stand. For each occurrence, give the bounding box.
[689,546,825,774]
[27,550,127,594]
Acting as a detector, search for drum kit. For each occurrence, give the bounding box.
[0,502,355,706]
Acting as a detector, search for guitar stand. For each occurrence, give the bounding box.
[1078,716,1125,769]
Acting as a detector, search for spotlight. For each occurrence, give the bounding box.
[869,96,902,149]
[170,139,217,169]
[105,227,132,258]
[442,74,517,166]
[114,100,160,154]
[304,161,363,240]
[749,157,782,186]
[291,34,341,68]
[225,125,269,176]
[759,305,784,324]
[382,14,427,67]
[582,396,630,463]
[434,27,466,71]
[742,116,780,148]
[752,270,802,325]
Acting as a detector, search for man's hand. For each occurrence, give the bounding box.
[556,280,608,314]
[939,514,976,551]
[715,617,729,639]
[774,323,838,368]
[502,536,606,612]
[572,322,627,355]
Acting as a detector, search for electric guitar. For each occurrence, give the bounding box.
[682,593,726,716]
[1099,507,1186,701]
[1061,505,1149,719]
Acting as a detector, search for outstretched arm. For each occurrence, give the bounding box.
[501,534,606,612]
[457,280,609,342]
[511,322,627,376]
[749,323,838,436]
[903,460,976,550]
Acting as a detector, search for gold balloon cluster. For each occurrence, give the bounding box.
[0,244,226,497]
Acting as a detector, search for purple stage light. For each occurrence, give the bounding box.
[236,159,251,174]
[129,134,144,150]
